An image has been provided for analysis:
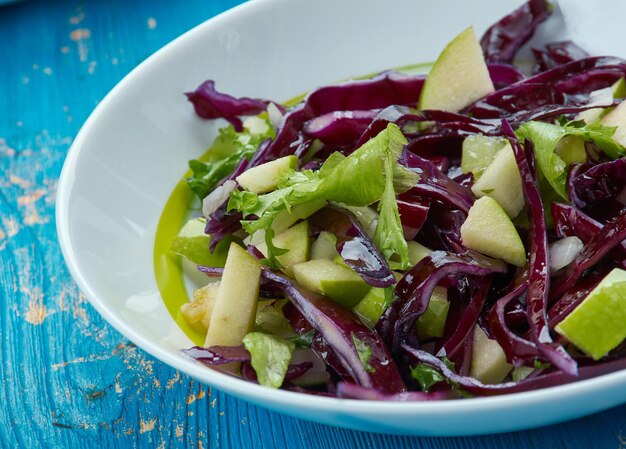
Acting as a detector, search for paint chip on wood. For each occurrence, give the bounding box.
[25,300,48,325]
[139,417,156,434]
[69,11,85,25]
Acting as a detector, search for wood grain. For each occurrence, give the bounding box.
[2,0,626,447]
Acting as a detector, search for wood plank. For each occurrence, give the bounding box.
[2,0,626,447]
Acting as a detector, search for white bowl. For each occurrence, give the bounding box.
[56,0,626,436]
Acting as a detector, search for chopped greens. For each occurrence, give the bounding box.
[187,120,274,199]
[516,120,625,200]
[242,332,295,388]
[175,0,626,402]
[228,123,418,263]
[351,333,375,373]
[410,363,446,392]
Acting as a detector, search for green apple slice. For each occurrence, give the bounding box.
[311,231,339,260]
[292,259,371,308]
[407,240,432,266]
[204,243,261,358]
[600,99,626,147]
[577,77,626,124]
[556,268,626,360]
[419,27,495,112]
[257,220,310,276]
[416,287,449,338]
[470,143,525,219]
[461,134,507,178]
[353,287,388,328]
[247,199,326,246]
[461,196,527,267]
[470,326,513,384]
[235,155,298,194]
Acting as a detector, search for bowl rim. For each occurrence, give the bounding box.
[55,0,626,421]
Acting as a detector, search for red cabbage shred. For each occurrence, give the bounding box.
[178,0,626,400]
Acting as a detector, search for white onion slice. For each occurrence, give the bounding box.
[587,86,614,108]
[549,236,584,274]
[267,102,283,130]
[202,180,236,218]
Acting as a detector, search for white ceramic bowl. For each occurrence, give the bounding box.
[56,0,626,436]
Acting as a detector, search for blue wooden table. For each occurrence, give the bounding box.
[2,0,626,447]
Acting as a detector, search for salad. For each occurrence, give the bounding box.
[168,0,626,400]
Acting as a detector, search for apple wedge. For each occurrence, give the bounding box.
[556,268,626,360]
[470,143,525,219]
[461,196,527,267]
[470,326,513,384]
[256,220,311,276]
[419,27,495,112]
[236,155,298,194]
[600,99,626,147]
[292,258,371,308]
[204,243,261,364]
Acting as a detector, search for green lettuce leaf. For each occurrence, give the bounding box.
[516,120,625,200]
[228,123,418,263]
[187,119,274,200]
[169,217,233,266]
[254,299,293,337]
[242,332,295,388]
[410,363,446,392]
[374,154,410,269]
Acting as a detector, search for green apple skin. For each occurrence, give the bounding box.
[292,259,371,308]
[419,27,495,112]
[470,143,525,219]
[204,243,261,373]
[311,231,339,260]
[170,217,234,267]
[461,196,527,267]
[461,134,507,178]
[416,287,449,338]
[235,155,298,194]
[613,77,626,98]
[556,268,626,360]
[257,220,310,276]
[470,326,513,384]
[407,241,433,266]
[353,287,387,328]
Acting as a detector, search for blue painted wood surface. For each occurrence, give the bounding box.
[2,0,626,447]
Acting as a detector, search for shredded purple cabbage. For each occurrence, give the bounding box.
[262,269,406,394]
[376,251,506,352]
[480,0,551,64]
[533,41,590,73]
[186,80,270,132]
[551,209,626,300]
[569,158,626,222]
[488,63,525,89]
[403,345,626,396]
[179,0,626,400]
[504,120,577,375]
[310,207,396,287]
